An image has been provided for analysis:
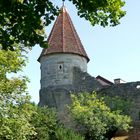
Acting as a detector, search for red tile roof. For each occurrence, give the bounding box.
[38,6,89,62]
[96,75,114,86]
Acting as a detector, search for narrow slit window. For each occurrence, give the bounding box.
[57,63,64,73]
[59,65,62,70]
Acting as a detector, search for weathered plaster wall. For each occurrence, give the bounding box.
[39,85,73,109]
[72,67,102,92]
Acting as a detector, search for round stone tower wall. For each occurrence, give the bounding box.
[40,53,87,88]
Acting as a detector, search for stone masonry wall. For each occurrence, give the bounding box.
[40,54,87,88]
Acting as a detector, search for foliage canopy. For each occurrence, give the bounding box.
[69,92,132,140]
[0,0,126,50]
[0,49,35,140]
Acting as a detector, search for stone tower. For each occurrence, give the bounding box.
[38,6,90,109]
[37,6,140,139]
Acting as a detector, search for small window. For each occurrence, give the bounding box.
[59,65,62,70]
[57,63,64,72]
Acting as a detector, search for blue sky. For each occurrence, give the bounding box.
[23,0,140,103]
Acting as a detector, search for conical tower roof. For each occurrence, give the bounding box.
[38,6,89,62]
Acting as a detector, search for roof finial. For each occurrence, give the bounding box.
[62,0,65,6]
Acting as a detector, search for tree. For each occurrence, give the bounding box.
[68,92,132,140]
[0,49,37,140]
[0,49,53,140]
[0,0,126,50]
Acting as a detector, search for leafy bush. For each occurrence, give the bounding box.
[29,105,58,140]
[54,126,84,140]
[68,92,132,140]
[103,95,133,115]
